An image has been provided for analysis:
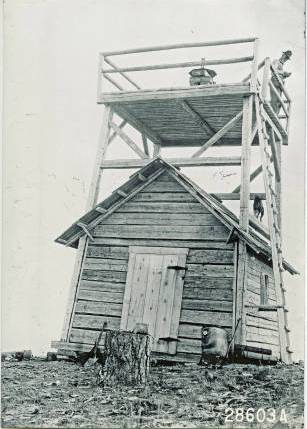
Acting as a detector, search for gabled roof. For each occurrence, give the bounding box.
[56,157,298,275]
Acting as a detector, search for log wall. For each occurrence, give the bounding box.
[68,171,235,362]
[245,251,280,360]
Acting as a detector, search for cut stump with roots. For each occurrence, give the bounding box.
[99,330,151,386]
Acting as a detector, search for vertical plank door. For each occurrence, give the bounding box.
[120,247,188,354]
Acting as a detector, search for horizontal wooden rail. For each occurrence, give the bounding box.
[101,37,257,56]
[102,56,254,74]
[100,156,241,169]
[212,193,266,201]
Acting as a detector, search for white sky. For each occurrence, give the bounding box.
[3,0,305,360]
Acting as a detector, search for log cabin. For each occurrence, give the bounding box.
[52,157,298,363]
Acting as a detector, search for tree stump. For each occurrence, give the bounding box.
[101,330,151,386]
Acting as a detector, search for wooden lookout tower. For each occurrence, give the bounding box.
[53,38,298,364]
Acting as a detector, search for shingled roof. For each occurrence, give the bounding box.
[55,157,298,275]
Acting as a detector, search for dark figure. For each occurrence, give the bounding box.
[253,195,264,221]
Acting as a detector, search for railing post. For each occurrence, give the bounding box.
[262,57,271,101]
[250,38,259,91]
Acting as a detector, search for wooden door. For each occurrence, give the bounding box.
[120,246,188,354]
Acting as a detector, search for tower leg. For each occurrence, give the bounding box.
[60,105,113,341]
[235,95,253,347]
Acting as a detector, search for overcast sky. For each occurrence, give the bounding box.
[3,0,305,360]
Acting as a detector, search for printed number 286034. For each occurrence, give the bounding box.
[225,408,287,424]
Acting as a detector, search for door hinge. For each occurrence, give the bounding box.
[167,265,187,271]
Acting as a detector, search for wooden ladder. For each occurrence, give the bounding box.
[255,96,292,364]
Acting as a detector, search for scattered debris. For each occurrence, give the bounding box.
[1,360,304,428]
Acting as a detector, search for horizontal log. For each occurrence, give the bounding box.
[92,237,234,248]
[181,298,233,312]
[246,310,277,323]
[117,202,210,213]
[70,328,107,345]
[75,300,123,317]
[247,324,279,339]
[244,341,280,358]
[141,180,186,192]
[180,309,232,326]
[101,37,257,56]
[81,269,127,283]
[100,156,241,169]
[102,212,221,227]
[79,280,125,293]
[185,264,234,278]
[83,258,127,272]
[87,245,129,259]
[212,193,266,201]
[102,56,254,74]
[188,248,234,264]
[93,225,229,240]
[245,314,278,331]
[132,192,195,202]
[101,84,250,103]
[72,314,121,330]
[183,286,233,301]
[78,289,124,303]
[183,277,234,289]
[177,338,202,355]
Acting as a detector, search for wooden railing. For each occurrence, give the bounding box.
[97,37,259,96]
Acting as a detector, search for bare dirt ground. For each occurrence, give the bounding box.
[1,359,304,428]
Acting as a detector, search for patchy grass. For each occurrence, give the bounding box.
[1,359,304,428]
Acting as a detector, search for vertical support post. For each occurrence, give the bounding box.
[142,135,149,156]
[61,105,112,341]
[153,143,161,157]
[274,131,282,242]
[262,57,271,101]
[250,38,259,92]
[235,95,253,347]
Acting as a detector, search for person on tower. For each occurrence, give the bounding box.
[270,50,292,114]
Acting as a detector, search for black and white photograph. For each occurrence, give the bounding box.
[2,0,305,427]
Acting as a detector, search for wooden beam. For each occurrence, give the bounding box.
[261,57,271,101]
[192,111,243,158]
[142,135,149,156]
[232,156,273,193]
[109,121,149,159]
[153,144,161,157]
[99,84,251,104]
[250,38,259,92]
[102,56,254,74]
[211,193,265,201]
[269,129,281,182]
[235,95,253,348]
[113,104,164,147]
[273,130,282,239]
[100,156,241,169]
[239,97,253,230]
[104,74,124,90]
[179,100,224,142]
[104,57,141,90]
[102,37,257,56]
[108,119,127,145]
